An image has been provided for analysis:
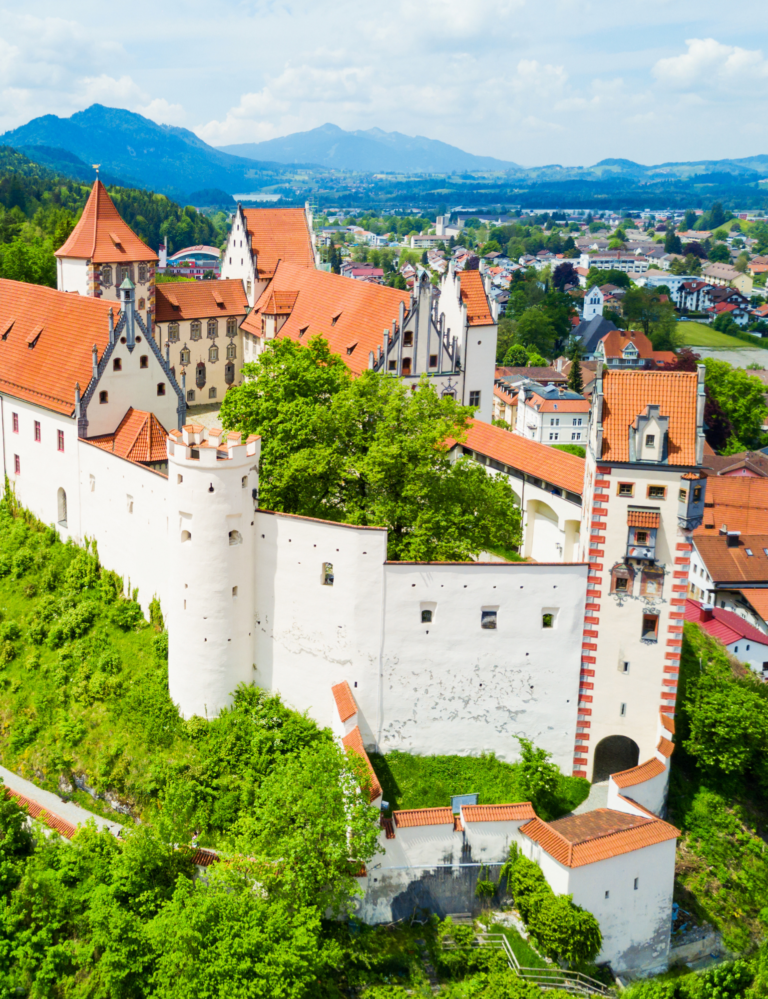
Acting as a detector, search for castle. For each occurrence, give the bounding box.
[0,182,709,973]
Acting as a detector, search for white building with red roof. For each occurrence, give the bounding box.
[685,598,768,674]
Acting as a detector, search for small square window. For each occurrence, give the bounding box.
[429,354,438,367]
[648,485,666,499]
[113,358,122,371]
[140,355,148,369]
[481,609,497,630]
[618,482,634,496]
[542,613,554,628]
[388,360,396,371]
[209,387,217,399]
[421,609,433,623]
[605,890,610,899]
[635,530,649,546]
[679,489,687,502]
[187,389,196,402]
[645,434,655,448]
[469,391,481,407]
[157,383,166,396]
[693,486,703,502]
[615,577,628,592]
[99,391,108,404]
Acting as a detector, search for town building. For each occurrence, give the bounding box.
[580,253,649,276]
[515,383,590,446]
[684,599,768,675]
[159,244,222,279]
[583,284,604,321]
[701,262,753,296]
[594,330,675,370]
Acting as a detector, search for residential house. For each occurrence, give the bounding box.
[515,383,591,447]
[701,262,753,296]
[594,329,676,369]
[685,599,768,674]
[492,383,517,426]
[689,527,768,635]
[580,252,649,276]
[570,315,619,358]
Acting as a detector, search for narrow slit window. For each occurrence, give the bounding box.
[322,562,334,585]
[99,391,108,404]
[34,421,41,442]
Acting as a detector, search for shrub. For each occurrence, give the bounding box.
[0,641,15,665]
[528,893,602,966]
[111,599,145,631]
[48,601,98,648]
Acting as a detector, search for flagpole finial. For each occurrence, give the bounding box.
[92,164,100,176]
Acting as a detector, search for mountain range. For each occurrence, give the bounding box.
[218,123,517,173]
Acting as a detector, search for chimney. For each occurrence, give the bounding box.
[700,604,715,622]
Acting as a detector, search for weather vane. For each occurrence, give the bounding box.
[92,164,100,175]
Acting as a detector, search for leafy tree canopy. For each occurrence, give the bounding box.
[220,337,523,561]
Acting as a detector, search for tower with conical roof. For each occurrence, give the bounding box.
[55,178,158,319]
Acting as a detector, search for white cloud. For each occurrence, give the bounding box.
[653,38,768,90]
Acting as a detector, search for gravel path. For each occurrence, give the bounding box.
[0,765,123,837]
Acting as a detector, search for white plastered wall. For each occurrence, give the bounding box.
[84,338,179,438]
[219,206,262,306]
[57,257,89,296]
[379,561,587,769]
[253,512,388,747]
[438,267,495,424]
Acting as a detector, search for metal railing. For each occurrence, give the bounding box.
[475,932,615,997]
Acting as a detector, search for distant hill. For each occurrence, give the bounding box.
[0,105,294,199]
[218,122,517,173]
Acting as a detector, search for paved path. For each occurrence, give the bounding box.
[685,345,768,368]
[0,765,123,837]
[571,780,609,815]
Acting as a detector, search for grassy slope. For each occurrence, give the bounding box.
[681,322,764,349]
[370,750,589,820]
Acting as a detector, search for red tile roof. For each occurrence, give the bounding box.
[331,681,357,723]
[628,510,660,528]
[694,533,768,584]
[242,208,315,279]
[380,815,395,839]
[155,279,248,322]
[737,588,768,624]
[341,726,382,802]
[598,329,654,360]
[55,180,157,263]
[657,736,674,759]
[5,787,76,839]
[458,419,585,496]
[660,713,675,735]
[459,269,493,325]
[685,597,768,647]
[88,408,169,464]
[697,477,768,533]
[394,807,454,828]
[600,369,699,466]
[521,808,678,867]
[241,261,409,376]
[0,279,113,415]
[462,803,536,822]
[611,757,666,788]
[188,847,219,867]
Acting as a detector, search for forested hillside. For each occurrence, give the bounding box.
[0,147,229,288]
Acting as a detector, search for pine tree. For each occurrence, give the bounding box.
[568,355,584,395]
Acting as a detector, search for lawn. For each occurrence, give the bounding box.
[681,322,763,349]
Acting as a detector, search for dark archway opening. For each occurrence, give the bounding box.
[592,735,640,783]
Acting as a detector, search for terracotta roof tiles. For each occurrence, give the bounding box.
[598,329,655,360]
[0,279,113,414]
[394,807,454,828]
[459,269,493,325]
[685,597,768,646]
[242,208,315,279]
[341,726,382,802]
[55,181,157,264]
[88,408,169,464]
[331,681,357,723]
[462,803,536,822]
[521,808,678,867]
[5,787,76,839]
[697,477,768,534]
[241,261,409,376]
[737,588,768,624]
[155,279,248,322]
[628,510,660,528]
[611,757,666,788]
[458,419,585,496]
[600,369,699,466]
[694,533,768,584]
[660,713,675,735]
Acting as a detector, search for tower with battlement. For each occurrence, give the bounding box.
[166,424,261,719]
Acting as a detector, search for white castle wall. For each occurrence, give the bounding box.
[56,257,89,296]
[167,429,261,719]
[379,561,587,769]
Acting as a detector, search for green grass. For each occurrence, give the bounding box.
[369,750,589,820]
[487,923,547,969]
[681,322,766,349]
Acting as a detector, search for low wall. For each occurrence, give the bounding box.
[356,864,506,924]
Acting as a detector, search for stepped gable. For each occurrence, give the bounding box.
[242,207,315,279]
[55,180,157,263]
[600,369,699,465]
[0,279,112,414]
[457,419,585,496]
[155,279,248,322]
[459,269,493,325]
[241,261,409,375]
[521,807,679,867]
[88,408,169,464]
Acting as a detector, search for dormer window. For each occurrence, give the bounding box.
[645,434,655,448]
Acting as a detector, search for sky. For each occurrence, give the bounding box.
[1,0,768,166]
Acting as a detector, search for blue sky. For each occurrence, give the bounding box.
[1,0,767,165]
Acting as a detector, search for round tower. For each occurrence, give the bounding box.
[166,423,260,719]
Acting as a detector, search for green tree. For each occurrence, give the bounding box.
[664,230,683,255]
[503,343,529,367]
[685,676,768,774]
[515,308,558,358]
[497,316,517,363]
[703,358,768,448]
[568,355,584,394]
[220,338,523,561]
[481,240,502,256]
[517,738,560,817]
[708,243,731,263]
[529,893,602,966]
[622,287,676,338]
